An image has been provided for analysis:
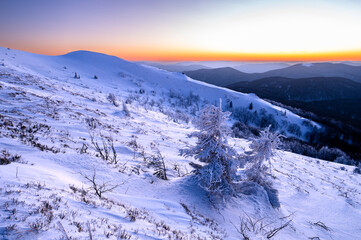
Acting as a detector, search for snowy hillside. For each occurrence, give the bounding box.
[0,47,360,240]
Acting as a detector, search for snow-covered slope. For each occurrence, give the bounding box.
[0,47,360,240]
[0,47,317,138]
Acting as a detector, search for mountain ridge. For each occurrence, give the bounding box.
[184,62,361,86]
[227,76,361,102]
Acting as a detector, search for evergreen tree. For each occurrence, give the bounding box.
[180,104,240,199]
[245,126,281,207]
[246,126,280,184]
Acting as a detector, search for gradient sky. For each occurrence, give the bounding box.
[0,0,360,61]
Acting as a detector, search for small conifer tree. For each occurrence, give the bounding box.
[181,103,240,199]
[246,126,280,184]
[245,126,281,207]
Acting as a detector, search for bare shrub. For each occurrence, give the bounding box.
[81,169,119,199]
[126,208,140,222]
[117,229,132,239]
[149,149,168,180]
[89,131,118,164]
[85,117,100,130]
[28,218,47,233]
[232,213,292,239]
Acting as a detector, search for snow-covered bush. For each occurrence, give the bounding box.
[281,138,318,159]
[232,121,260,139]
[122,102,130,117]
[354,167,361,175]
[180,104,240,199]
[334,155,355,166]
[282,138,357,166]
[231,106,279,131]
[164,109,191,124]
[107,93,119,107]
[319,146,346,162]
[149,149,168,180]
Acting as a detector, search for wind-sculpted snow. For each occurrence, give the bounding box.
[0,47,360,239]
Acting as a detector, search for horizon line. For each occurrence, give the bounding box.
[3,46,361,62]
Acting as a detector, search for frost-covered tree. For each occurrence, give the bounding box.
[180,103,239,199]
[245,126,281,207]
[246,126,280,184]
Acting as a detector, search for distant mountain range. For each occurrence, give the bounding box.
[138,62,211,72]
[232,62,290,73]
[184,62,361,86]
[254,63,361,83]
[184,63,361,130]
[227,76,361,128]
[183,67,250,86]
[227,76,361,102]
[139,61,291,74]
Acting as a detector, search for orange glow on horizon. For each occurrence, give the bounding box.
[2,1,360,63]
[10,45,361,62]
[116,50,361,62]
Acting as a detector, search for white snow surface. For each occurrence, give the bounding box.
[0,47,360,239]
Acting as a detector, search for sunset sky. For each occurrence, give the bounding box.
[0,0,360,61]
